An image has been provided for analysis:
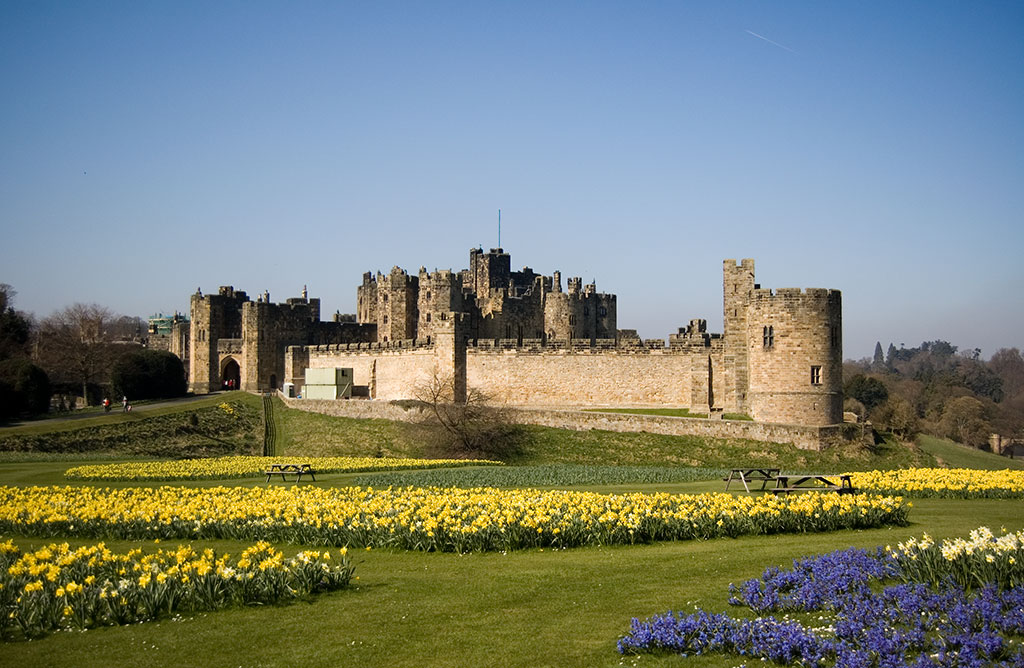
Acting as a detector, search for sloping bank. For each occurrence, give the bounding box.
[281,396,841,451]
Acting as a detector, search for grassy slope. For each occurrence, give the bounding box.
[0,393,252,436]
[274,399,935,471]
[2,398,1023,666]
[0,392,263,459]
[917,433,1024,470]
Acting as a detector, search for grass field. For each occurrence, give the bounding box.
[0,398,1021,667]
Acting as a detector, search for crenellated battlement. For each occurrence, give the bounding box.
[184,250,843,431]
[752,287,841,300]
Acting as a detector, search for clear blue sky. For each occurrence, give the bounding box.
[2,1,1021,360]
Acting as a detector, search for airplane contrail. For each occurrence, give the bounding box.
[745,30,796,53]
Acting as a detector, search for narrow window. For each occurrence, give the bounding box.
[830,325,839,348]
[383,315,388,324]
[426,313,431,322]
[584,307,589,316]
[599,306,607,317]
[763,325,774,348]
[811,366,821,385]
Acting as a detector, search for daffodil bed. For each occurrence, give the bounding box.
[848,468,1024,498]
[63,456,503,481]
[0,486,908,553]
[0,538,354,641]
[619,527,1024,666]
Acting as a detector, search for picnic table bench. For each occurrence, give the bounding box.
[769,473,854,495]
[263,463,317,483]
[723,468,781,493]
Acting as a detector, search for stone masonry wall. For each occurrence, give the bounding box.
[306,343,437,400]
[465,346,696,407]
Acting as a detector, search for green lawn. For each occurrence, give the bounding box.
[916,433,1024,470]
[1,399,1022,666]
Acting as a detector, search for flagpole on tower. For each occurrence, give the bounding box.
[498,209,501,248]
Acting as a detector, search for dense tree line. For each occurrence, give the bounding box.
[845,340,1024,449]
[0,285,50,419]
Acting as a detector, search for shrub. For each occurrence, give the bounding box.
[111,349,186,401]
[0,358,51,418]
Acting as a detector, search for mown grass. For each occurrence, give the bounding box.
[352,465,728,489]
[0,393,255,435]
[916,433,1024,470]
[1,396,1021,665]
[0,394,262,458]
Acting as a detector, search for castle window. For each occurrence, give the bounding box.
[763,325,774,348]
[425,291,431,300]
[426,313,431,322]
[811,366,822,385]
[569,315,576,325]
[584,307,589,316]
[830,325,839,348]
[383,315,388,324]
[599,306,607,317]
[382,294,388,303]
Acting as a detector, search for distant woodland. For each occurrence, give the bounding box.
[845,341,1024,450]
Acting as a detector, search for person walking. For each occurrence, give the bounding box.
[122,396,129,412]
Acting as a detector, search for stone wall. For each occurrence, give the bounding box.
[305,342,437,400]
[279,395,838,450]
[465,346,696,407]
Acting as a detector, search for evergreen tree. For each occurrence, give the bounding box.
[872,342,884,368]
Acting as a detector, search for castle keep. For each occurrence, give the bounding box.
[187,250,843,427]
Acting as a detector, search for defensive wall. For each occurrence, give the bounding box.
[278,395,839,451]
[291,337,718,409]
[186,254,843,431]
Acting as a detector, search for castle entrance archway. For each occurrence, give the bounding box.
[221,358,240,390]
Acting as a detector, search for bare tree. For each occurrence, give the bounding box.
[411,371,522,457]
[36,303,120,404]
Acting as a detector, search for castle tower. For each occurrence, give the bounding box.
[188,286,248,393]
[469,247,511,296]
[745,287,843,425]
[722,259,755,412]
[357,272,378,325]
[418,269,464,343]
[433,311,467,403]
[377,267,419,342]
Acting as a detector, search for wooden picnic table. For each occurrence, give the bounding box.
[770,473,854,495]
[263,463,317,483]
[723,468,781,493]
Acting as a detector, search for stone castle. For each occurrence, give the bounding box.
[179,249,843,427]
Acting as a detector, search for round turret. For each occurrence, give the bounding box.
[745,287,842,425]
